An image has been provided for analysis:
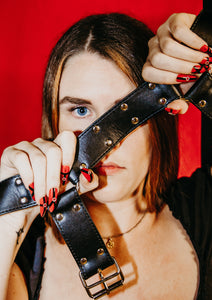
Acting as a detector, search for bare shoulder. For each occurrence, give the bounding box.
[6,262,28,300]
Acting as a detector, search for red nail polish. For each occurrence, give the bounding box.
[191,64,202,73]
[200,45,209,53]
[40,196,48,217]
[176,74,198,83]
[29,183,35,201]
[200,57,210,65]
[48,188,58,213]
[61,165,70,185]
[81,168,93,183]
[165,108,180,115]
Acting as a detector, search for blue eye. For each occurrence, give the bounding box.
[75,106,88,116]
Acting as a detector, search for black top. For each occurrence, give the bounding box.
[15,166,212,300]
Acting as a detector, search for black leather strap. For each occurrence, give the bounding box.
[69,82,181,184]
[188,9,212,165]
[0,175,36,215]
[51,187,114,279]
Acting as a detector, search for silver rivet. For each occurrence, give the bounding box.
[131,117,139,125]
[15,177,22,186]
[80,257,87,265]
[105,139,113,146]
[73,204,81,212]
[80,163,87,169]
[92,125,100,133]
[56,213,64,221]
[20,197,28,204]
[148,83,156,90]
[158,97,167,105]
[198,100,207,107]
[120,103,128,111]
[97,248,104,255]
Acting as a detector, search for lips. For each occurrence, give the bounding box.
[94,162,125,176]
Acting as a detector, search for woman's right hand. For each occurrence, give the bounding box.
[0,131,98,218]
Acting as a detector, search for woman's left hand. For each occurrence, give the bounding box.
[142,13,211,114]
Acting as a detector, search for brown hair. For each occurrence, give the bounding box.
[42,13,178,214]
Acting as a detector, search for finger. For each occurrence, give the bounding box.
[168,13,206,50]
[142,61,199,84]
[78,169,99,195]
[1,141,47,204]
[32,138,62,211]
[165,99,189,115]
[148,40,201,74]
[0,145,34,187]
[54,131,77,185]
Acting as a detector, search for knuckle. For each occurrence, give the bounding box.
[32,152,46,165]
[149,53,162,68]
[46,145,61,158]
[142,65,152,81]
[171,24,184,40]
[160,38,173,55]
[59,130,77,143]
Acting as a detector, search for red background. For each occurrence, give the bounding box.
[0,0,203,177]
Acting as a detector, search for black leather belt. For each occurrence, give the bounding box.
[0,10,212,299]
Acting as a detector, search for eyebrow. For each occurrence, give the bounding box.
[59,95,129,107]
[59,96,92,105]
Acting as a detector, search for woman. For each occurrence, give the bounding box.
[0,12,211,300]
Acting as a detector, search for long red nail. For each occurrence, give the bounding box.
[200,45,209,53]
[165,108,180,115]
[191,64,210,74]
[176,74,198,83]
[61,165,70,185]
[200,45,212,56]
[40,196,48,217]
[28,183,35,201]
[81,168,93,183]
[48,188,58,213]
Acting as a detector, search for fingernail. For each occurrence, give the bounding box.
[28,182,35,201]
[200,45,212,56]
[200,45,209,53]
[81,168,93,183]
[200,57,210,65]
[165,108,180,115]
[176,74,198,83]
[40,196,48,217]
[191,63,210,74]
[48,188,58,213]
[61,165,70,185]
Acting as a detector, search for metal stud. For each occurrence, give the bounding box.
[80,163,87,169]
[198,99,207,108]
[105,139,113,146]
[131,117,139,125]
[15,177,22,186]
[72,204,81,212]
[158,97,168,105]
[148,83,156,90]
[97,248,104,255]
[20,197,28,204]
[92,125,100,133]
[80,257,87,265]
[120,103,128,111]
[56,213,64,221]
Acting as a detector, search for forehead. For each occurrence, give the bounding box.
[59,51,135,103]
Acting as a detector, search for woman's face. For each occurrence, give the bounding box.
[59,52,151,203]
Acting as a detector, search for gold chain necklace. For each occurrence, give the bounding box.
[102,211,147,249]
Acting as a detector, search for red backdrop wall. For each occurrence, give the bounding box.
[0,0,203,177]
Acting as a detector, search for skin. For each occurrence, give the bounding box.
[1,12,210,299]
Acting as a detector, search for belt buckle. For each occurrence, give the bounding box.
[79,257,124,299]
